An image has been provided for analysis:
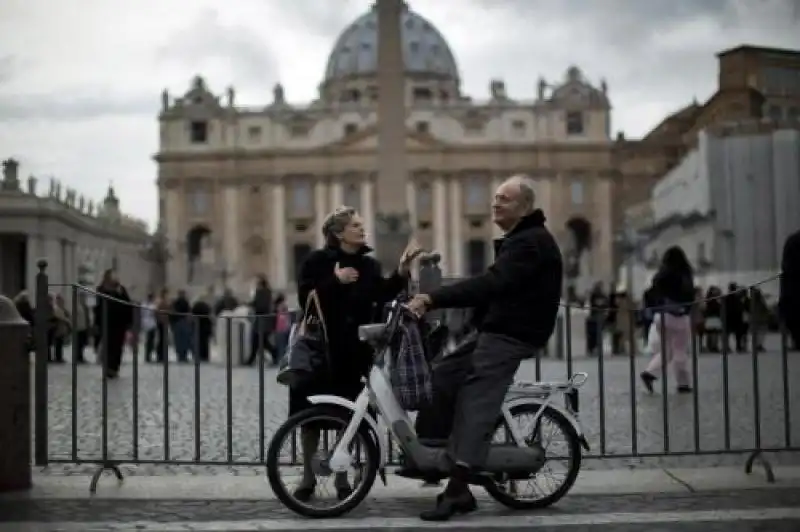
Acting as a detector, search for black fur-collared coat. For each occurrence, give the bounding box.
[289,244,408,416]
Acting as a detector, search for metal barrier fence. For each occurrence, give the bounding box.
[21,260,799,493]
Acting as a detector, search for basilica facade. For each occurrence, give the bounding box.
[156,2,665,298]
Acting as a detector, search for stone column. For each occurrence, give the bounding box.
[375,0,410,267]
[432,176,448,273]
[535,175,553,221]
[314,179,328,248]
[222,186,240,289]
[26,235,43,294]
[406,181,417,232]
[361,179,375,244]
[448,178,464,277]
[271,182,288,288]
[594,176,614,283]
[63,241,76,307]
[330,178,344,208]
[491,175,503,238]
[164,188,184,289]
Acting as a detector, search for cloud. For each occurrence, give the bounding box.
[0,55,15,83]
[0,90,156,121]
[0,0,797,230]
[155,8,280,89]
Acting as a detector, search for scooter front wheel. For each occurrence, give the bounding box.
[266,405,380,518]
[483,401,583,510]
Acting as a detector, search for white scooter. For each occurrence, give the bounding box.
[266,296,589,518]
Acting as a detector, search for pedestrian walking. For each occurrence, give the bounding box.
[640,246,694,394]
[191,295,213,362]
[141,293,158,362]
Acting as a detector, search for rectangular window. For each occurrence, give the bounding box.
[413,87,433,101]
[292,181,312,212]
[566,112,584,135]
[344,183,361,210]
[466,239,487,276]
[344,123,358,136]
[292,243,312,282]
[415,121,429,134]
[190,189,209,215]
[290,124,308,137]
[189,121,208,144]
[416,184,432,211]
[570,181,584,205]
[466,178,486,208]
[247,126,261,141]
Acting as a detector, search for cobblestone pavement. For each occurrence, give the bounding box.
[2,490,800,529]
[36,334,800,477]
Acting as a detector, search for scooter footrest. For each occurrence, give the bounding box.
[419,438,449,447]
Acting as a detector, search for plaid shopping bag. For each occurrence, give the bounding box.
[389,319,433,411]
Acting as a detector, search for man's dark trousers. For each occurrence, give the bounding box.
[415,333,477,441]
[447,332,531,468]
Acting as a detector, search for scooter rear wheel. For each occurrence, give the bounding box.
[266,405,380,518]
[483,401,582,510]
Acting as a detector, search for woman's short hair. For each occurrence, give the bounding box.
[322,205,357,247]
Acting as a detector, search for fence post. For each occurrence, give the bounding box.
[0,295,32,491]
[34,259,49,466]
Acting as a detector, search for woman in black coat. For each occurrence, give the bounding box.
[291,206,422,501]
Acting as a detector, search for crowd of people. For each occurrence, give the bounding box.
[578,279,777,358]
[11,270,295,379]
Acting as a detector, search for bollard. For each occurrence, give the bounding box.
[0,295,32,491]
[33,259,49,466]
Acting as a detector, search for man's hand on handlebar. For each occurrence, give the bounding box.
[407,294,432,317]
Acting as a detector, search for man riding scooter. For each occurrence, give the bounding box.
[407,174,563,522]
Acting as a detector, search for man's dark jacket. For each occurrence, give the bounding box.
[428,209,563,348]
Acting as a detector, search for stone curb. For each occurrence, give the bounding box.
[2,466,799,501]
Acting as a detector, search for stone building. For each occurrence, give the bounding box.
[620,45,800,297]
[0,158,155,302]
[628,122,800,297]
[156,1,673,299]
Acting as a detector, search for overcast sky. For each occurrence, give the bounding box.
[1,0,798,230]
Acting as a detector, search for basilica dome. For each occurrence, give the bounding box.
[323,2,460,83]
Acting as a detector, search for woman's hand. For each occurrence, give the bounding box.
[398,239,424,275]
[334,262,359,284]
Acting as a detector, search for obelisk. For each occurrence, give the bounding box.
[375,0,411,270]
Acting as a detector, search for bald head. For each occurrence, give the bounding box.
[492,174,537,231]
[503,174,537,214]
